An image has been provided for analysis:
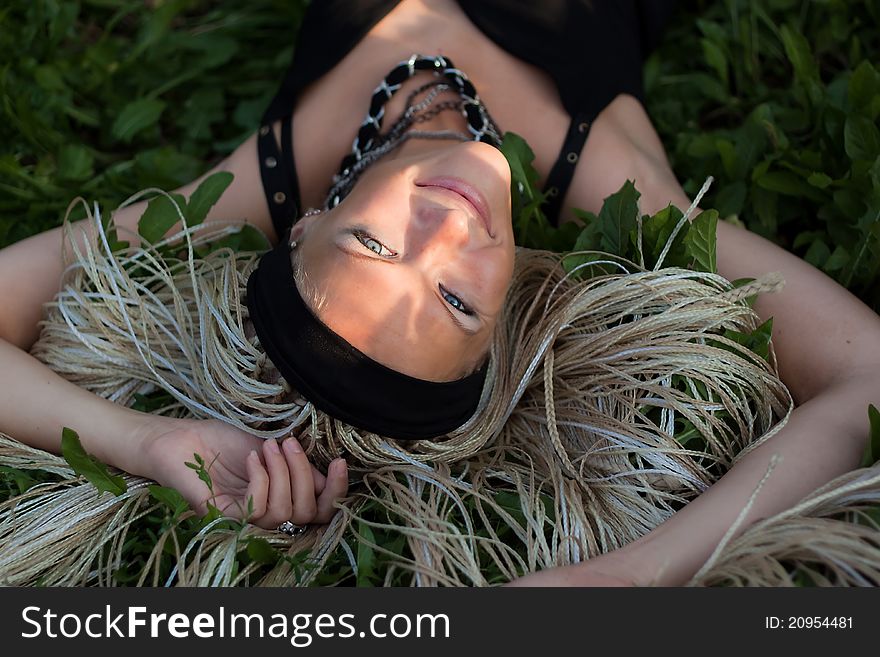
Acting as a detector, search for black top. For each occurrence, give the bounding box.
[258,0,676,237]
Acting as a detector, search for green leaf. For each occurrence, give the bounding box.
[859,404,880,467]
[715,139,737,179]
[96,197,129,254]
[571,212,600,251]
[803,239,830,267]
[57,144,94,182]
[683,209,718,273]
[187,33,239,69]
[34,65,67,92]
[871,155,880,192]
[598,180,640,256]
[562,215,603,277]
[637,204,687,269]
[111,98,166,143]
[356,521,376,587]
[806,172,833,189]
[730,277,758,307]
[208,224,271,253]
[673,418,703,448]
[245,537,281,565]
[833,188,867,220]
[701,38,728,88]
[844,116,880,162]
[734,116,768,179]
[793,231,825,250]
[179,89,226,141]
[848,61,880,112]
[500,131,540,198]
[186,171,234,227]
[199,503,222,528]
[60,427,127,496]
[185,452,214,491]
[715,181,747,218]
[824,245,850,273]
[148,484,189,517]
[562,251,609,278]
[134,147,202,189]
[500,131,550,247]
[722,318,774,362]
[780,24,821,102]
[138,193,186,244]
[0,465,51,495]
[131,390,175,413]
[756,170,804,195]
[546,219,583,252]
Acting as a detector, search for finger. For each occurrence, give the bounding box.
[260,438,292,527]
[311,465,327,495]
[314,458,348,524]
[244,449,269,520]
[281,437,317,524]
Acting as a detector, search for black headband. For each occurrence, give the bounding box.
[245,240,488,440]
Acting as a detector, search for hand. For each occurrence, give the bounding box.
[138,418,349,530]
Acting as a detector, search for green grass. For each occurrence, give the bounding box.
[0,0,305,244]
[1,0,879,585]
[647,0,880,310]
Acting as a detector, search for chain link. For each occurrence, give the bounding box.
[323,54,502,210]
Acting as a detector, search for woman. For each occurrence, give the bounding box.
[1,0,879,586]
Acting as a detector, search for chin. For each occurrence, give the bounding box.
[450,143,512,195]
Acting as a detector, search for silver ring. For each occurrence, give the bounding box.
[277,520,308,536]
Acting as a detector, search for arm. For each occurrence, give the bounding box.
[513,96,880,586]
[620,216,880,586]
[0,335,348,526]
[0,129,347,527]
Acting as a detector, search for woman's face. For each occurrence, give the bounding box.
[293,140,515,382]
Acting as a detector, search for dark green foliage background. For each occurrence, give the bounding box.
[646,0,880,311]
[1,0,306,245]
[1,0,880,585]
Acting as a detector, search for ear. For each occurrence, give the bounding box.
[290,221,308,243]
[290,208,324,242]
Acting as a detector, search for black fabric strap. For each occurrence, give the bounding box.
[542,111,592,226]
[281,115,298,208]
[258,117,300,240]
[246,240,489,440]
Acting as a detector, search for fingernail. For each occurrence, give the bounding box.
[266,439,280,454]
[284,437,303,454]
[333,458,347,473]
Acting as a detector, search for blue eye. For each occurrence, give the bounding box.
[354,230,396,257]
[440,285,474,316]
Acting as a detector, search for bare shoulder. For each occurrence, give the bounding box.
[562,94,687,219]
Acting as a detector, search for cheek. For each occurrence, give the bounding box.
[355,164,414,218]
[477,250,515,312]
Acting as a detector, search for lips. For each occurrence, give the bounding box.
[415,176,494,237]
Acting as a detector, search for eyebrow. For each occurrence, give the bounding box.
[334,242,480,337]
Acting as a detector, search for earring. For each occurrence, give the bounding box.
[290,208,320,250]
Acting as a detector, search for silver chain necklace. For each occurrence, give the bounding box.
[323,54,502,209]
